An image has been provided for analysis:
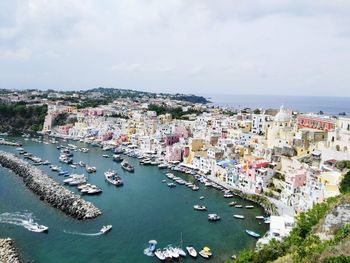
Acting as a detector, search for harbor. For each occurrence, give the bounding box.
[0,136,268,262]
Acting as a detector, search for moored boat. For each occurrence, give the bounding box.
[154,249,165,261]
[245,229,260,238]
[199,247,212,259]
[121,160,134,172]
[233,214,245,219]
[208,213,220,221]
[186,246,197,258]
[193,205,207,211]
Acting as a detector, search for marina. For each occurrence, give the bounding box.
[0,136,267,262]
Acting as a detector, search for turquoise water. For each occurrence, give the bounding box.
[0,137,268,263]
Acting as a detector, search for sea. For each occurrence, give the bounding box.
[0,137,267,263]
[207,94,350,115]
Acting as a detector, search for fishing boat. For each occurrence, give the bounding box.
[233,214,245,219]
[245,230,260,238]
[154,249,165,261]
[121,160,134,172]
[144,240,157,256]
[186,246,197,258]
[199,247,212,259]
[245,205,254,209]
[104,170,123,186]
[100,225,112,234]
[208,214,221,221]
[193,205,207,211]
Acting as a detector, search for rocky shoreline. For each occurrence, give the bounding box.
[0,151,101,219]
[0,140,21,147]
[0,238,21,263]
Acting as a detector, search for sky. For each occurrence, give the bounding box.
[0,0,350,96]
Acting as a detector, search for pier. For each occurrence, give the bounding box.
[0,151,101,220]
[0,140,21,147]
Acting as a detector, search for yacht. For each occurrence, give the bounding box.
[186,246,197,258]
[193,205,207,211]
[121,160,134,172]
[199,247,212,259]
[112,154,123,162]
[104,170,123,186]
[154,249,166,261]
[100,225,112,234]
[208,214,220,221]
[233,214,245,219]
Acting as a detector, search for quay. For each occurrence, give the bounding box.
[0,151,101,220]
[0,140,21,147]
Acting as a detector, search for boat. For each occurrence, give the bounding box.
[144,240,157,256]
[27,223,49,233]
[256,216,265,220]
[100,225,112,234]
[245,205,254,209]
[234,205,243,208]
[229,201,237,206]
[81,148,89,153]
[78,161,86,167]
[105,170,123,186]
[112,154,123,162]
[208,214,221,221]
[186,246,197,258]
[245,230,260,238]
[158,163,168,169]
[167,183,176,188]
[233,214,245,219]
[264,217,271,224]
[86,185,103,195]
[166,173,174,179]
[51,165,59,171]
[193,205,207,211]
[162,248,172,260]
[86,166,97,173]
[224,193,234,198]
[42,160,50,165]
[167,246,179,259]
[102,154,109,158]
[154,249,165,261]
[192,185,199,191]
[121,160,134,172]
[199,196,205,200]
[175,247,186,257]
[199,247,212,259]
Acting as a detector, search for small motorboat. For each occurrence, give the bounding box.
[100,225,112,234]
[121,160,134,172]
[102,154,109,158]
[224,193,234,198]
[27,223,49,233]
[208,214,221,221]
[245,230,260,238]
[167,246,179,259]
[245,205,254,209]
[144,240,157,256]
[193,205,207,211]
[192,185,199,191]
[154,249,165,261]
[233,214,245,219]
[78,161,86,167]
[199,196,205,200]
[229,201,237,206]
[175,247,186,257]
[256,216,265,220]
[167,183,176,188]
[234,205,243,208]
[162,248,172,260]
[186,246,197,258]
[112,154,123,162]
[264,217,271,224]
[199,247,212,259]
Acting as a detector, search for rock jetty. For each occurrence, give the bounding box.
[0,238,20,263]
[0,151,101,219]
[0,140,21,147]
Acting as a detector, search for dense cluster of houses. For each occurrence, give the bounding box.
[44,98,350,215]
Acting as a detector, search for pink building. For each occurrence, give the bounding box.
[175,126,189,139]
[166,145,182,162]
[286,169,307,191]
[58,124,73,135]
[100,132,113,141]
[164,134,180,146]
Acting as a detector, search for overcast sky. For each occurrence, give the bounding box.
[1,0,350,96]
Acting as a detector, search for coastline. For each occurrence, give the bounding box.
[0,151,101,220]
[0,140,21,147]
[0,238,21,263]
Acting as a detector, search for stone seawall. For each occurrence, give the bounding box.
[0,141,21,147]
[0,151,101,219]
[0,238,20,263]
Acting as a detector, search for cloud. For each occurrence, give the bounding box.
[0,0,350,96]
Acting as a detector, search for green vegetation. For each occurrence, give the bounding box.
[340,171,350,194]
[148,104,203,119]
[0,102,47,134]
[336,160,350,171]
[232,194,350,263]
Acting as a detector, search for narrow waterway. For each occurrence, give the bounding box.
[0,136,268,263]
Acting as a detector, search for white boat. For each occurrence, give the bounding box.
[245,229,260,238]
[245,205,254,209]
[167,246,179,259]
[162,248,172,260]
[235,205,243,208]
[192,185,199,191]
[27,223,49,233]
[224,193,234,198]
[208,213,220,221]
[102,154,109,158]
[105,170,123,186]
[51,165,59,171]
[144,240,157,256]
[193,205,207,211]
[186,246,197,258]
[256,216,265,220]
[158,163,168,169]
[167,183,176,188]
[204,182,212,187]
[78,161,86,167]
[175,247,186,257]
[229,201,237,206]
[199,196,205,200]
[86,186,103,195]
[233,214,245,219]
[86,166,97,173]
[100,225,112,234]
[154,249,165,261]
[199,247,212,259]
[165,173,174,179]
[121,160,134,172]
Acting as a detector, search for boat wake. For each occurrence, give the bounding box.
[63,230,102,236]
[0,212,41,231]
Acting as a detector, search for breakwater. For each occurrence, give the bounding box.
[0,151,101,219]
[0,140,21,147]
[0,238,21,263]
